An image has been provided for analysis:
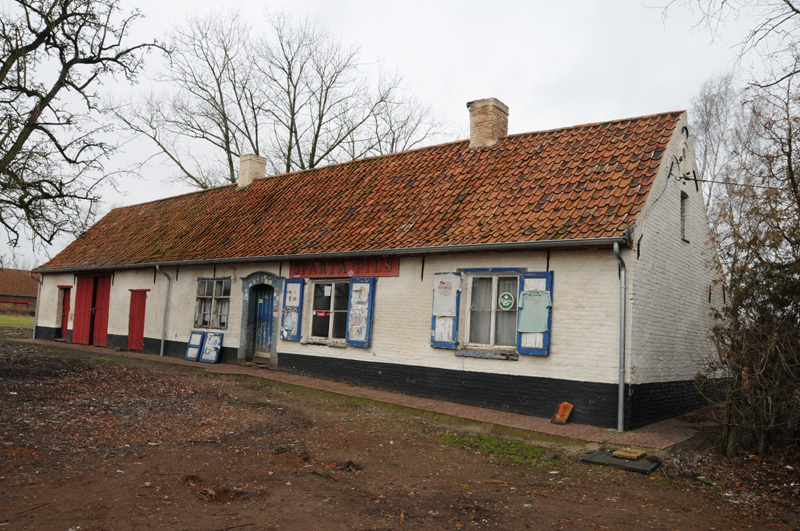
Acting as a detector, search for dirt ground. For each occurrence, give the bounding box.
[1,327,797,530]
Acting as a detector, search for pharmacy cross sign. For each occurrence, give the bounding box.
[498,292,514,310]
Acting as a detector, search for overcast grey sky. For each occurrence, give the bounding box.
[16,0,759,266]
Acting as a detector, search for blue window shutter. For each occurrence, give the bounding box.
[280,278,304,342]
[185,331,206,361]
[346,277,376,348]
[516,271,554,356]
[431,272,460,349]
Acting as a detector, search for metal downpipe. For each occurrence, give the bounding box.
[29,272,42,340]
[155,266,171,357]
[613,242,627,432]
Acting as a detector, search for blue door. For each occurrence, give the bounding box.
[253,285,273,353]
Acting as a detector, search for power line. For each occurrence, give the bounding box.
[682,176,788,191]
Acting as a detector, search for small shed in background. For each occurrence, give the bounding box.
[0,269,39,315]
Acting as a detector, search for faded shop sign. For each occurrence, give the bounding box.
[290,257,399,278]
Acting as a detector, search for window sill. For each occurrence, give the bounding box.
[193,326,228,331]
[455,350,518,361]
[303,338,348,348]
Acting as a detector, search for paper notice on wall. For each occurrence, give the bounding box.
[285,283,301,307]
[432,273,461,317]
[281,309,298,339]
[348,282,371,341]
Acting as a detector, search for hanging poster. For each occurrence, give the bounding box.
[199,332,224,363]
[432,272,461,317]
[347,281,370,342]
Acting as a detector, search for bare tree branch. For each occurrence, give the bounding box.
[0,0,158,248]
[112,10,445,188]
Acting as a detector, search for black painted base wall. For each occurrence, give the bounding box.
[627,379,715,429]
[279,352,622,427]
[34,326,238,364]
[278,352,711,430]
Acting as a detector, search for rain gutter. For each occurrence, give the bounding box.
[613,242,627,432]
[155,266,171,357]
[29,272,42,340]
[32,236,630,274]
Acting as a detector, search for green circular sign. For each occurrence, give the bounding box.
[498,292,514,310]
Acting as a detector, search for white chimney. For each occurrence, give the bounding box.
[238,154,266,189]
[467,98,509,149]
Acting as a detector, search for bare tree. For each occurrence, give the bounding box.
[691,73,800,456]
[114,11,443,188]
[1,0,156,248]
[668,1,800,85]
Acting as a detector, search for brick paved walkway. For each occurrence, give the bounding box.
[21,339,700,450]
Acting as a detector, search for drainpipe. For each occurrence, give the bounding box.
[155,266,171,357]
[29,272,42,340]
[613,242,627,432]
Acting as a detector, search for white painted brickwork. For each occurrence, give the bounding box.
[626,113,721,384]
[277,250,623,384]
[37,273,75,329]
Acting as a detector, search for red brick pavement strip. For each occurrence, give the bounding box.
[19,339,697,450]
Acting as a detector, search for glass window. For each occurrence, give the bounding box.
[311,280,350,340]
[467,275,518,347]
[194,278,231,329]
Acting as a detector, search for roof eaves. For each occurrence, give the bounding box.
[33,235,631,274]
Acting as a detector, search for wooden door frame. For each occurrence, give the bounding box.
[238,271,283,364]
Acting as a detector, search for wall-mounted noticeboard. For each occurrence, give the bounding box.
[199,332,223,363]
[185,331,205,361]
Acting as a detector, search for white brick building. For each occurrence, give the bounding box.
[33,99,720,429]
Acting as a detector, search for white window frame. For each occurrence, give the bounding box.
[309,279,350,342]
[463,273,519,349]
[194,278,231,329]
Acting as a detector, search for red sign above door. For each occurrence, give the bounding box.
[290,257,399,278]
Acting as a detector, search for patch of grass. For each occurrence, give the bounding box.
[0,313,35,328]
[89,357,115,364]
[440,432,562,469]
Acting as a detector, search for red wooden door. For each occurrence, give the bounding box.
[72,276,94,344]
[92,276,112,347]
[59,287,71,339]
[128,290,148,351]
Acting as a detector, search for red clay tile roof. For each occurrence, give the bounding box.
[0,269,39,297]
[38,111,683,271]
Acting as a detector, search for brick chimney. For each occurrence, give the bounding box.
[467,98,509,149]
[238,154,266,189]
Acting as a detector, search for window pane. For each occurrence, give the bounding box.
[470,309,491,344]
[313,283,332,311]
[333,282,349,310]
[471,278,492,309]
[200,299,211,326]
[312,313,330,337]
[216,299,229,328]
[205,281,214,297]
[497,277,518,309]
[222,279,231,296]
[197,281,207,297]
[332,311,347,339]
[496,310,516,346]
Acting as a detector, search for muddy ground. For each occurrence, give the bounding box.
[0,327,797,530]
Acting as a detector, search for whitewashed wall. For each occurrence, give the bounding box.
[627,112,722,384]
[37,272,75,330]
[277,249,623,384]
